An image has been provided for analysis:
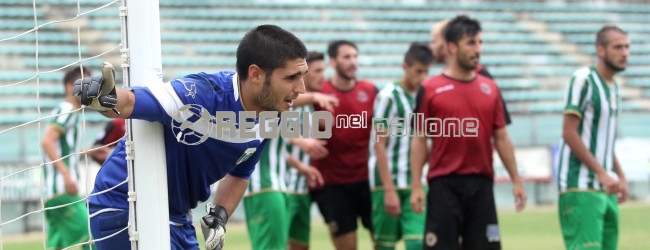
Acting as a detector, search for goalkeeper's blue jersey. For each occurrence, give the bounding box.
[88,71,271,223]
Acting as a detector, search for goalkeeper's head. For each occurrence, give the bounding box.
[235,25,309,114]
[63,65,92,106]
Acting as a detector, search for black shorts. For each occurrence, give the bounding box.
[309,180,373,237]
[424,174,501,250]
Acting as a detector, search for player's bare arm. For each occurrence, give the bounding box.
[293,92,339,112]
[41,125,77,196]
[201,174,249,249]
[286,154,324,188]
[409,135,428,214]
[98,88,135,119]
[374,132,401,217]
[288,137,328,160]
[494,127,526,211]
[613,154,628,203]
[562,113,619,194]
[212,174,248,218]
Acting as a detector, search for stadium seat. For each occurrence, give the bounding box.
[0,99,60,110]
[0,85,63,96]
[496,80,541,90]
[0,71,64,83]
[625,78,650,88]
[21,58,104,69]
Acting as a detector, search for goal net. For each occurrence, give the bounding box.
[0,0,169,249]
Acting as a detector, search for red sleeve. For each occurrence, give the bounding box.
[102,119,127,146]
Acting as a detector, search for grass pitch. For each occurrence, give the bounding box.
[3,202,649,250]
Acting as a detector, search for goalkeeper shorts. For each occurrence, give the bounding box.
[89,209,199,250]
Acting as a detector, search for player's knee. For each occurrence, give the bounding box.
[331,231,357,249]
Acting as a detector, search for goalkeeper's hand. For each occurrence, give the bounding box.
[72,62,119,114]
[201,204,228,250]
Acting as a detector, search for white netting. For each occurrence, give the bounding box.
[0,0,125,249]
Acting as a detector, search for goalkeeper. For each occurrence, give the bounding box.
[77,25,324,249]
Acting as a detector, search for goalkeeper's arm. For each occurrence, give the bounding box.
[211,174,247,220]
[98,88,135,119]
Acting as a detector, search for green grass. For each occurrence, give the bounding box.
[3,203,649,250]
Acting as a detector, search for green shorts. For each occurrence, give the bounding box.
[371,188,426,249]
[286,193,311,245]
[44,194,91,250]
[559,191,619,250]
[244,191,289,250]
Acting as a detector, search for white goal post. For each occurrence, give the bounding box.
[120,0,170,249]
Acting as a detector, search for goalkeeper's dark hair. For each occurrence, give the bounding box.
[444,15,482,45]
[307,51,324,64]
[327,40,358,59]
[237,25,308,81]
[596,25,627,47]
[404,42,434,66]
[63,65,92,86]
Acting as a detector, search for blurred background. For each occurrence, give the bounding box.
[0,0,648,249]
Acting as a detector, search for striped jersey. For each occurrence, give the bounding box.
[557,66,619,192]
[43,102,82,199]
[368,81,416,189]
[284,104,313,194]
[246,136,289,195]
[246,104,314,195]
[88,71,271,224]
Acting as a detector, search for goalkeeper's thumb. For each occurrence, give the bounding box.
[100,62,116,95]
[201,204,228,250]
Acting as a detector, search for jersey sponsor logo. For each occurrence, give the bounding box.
[179,79,197,99]
[171,104,213,145]
[480,82,491,94]
[357,90,369,103]
[425,232,437,247]
[435,84,454,94]
[486,224,501,242]
[236,148,257,165]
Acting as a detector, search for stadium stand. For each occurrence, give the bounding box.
[0,0,648,149]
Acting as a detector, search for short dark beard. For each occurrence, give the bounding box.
[458,54,477,72]
[335,64,354,80]
[604,56,625,72]
[254,77,279,112]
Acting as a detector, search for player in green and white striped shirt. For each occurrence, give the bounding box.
[369,43,433,250]
[40,66,92,250]
[557,25,629,250]
[244,51,332,250]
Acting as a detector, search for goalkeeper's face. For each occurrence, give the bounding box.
[254,58,308,112]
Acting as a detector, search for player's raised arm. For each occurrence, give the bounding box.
[73,62,135,119]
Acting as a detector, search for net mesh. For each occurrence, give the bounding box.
[0,0,126,249]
